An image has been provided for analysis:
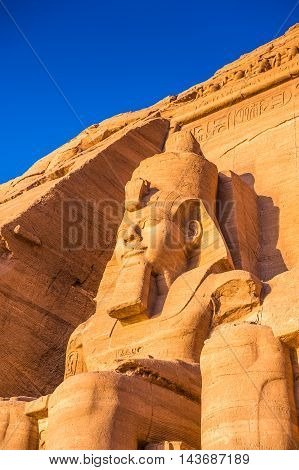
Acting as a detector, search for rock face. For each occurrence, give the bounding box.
[0,24,298,450]
[0,118,169,396]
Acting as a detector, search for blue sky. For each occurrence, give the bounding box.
[0,0,298,183]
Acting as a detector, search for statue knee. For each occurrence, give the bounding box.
[49,372,123,418]
[47,372,150,449]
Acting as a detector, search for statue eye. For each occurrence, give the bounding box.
[139,218,160,229]
[138,220,146,229]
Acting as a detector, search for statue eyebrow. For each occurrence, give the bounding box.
[117,216,162,235]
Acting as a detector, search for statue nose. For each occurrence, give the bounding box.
[124,225,140,243]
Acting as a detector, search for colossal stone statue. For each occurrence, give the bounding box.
[1,130,298,450]
[42,130,235,450]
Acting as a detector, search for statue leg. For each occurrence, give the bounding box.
[290,348,299,432]
[47,371,201,450]
[0,398,38,450]
[200,323,299,449]
[47,371,150,449]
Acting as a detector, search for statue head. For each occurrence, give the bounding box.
[97,130,231,323]
[115,191,203,281]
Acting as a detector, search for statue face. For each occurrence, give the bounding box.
[114,206,187,277]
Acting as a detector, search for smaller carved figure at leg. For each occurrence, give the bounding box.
[0,398,38,450]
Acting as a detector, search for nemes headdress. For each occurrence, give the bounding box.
[125,130,218,216]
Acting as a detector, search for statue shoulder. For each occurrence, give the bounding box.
[163,267,262,325]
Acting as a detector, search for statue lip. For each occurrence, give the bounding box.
[122,248,146,259]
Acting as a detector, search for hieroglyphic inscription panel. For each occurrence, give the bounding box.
[190,86,294,143]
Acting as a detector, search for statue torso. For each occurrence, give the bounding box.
[70,267,214,375]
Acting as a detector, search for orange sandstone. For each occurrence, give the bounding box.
[0,24,298,450]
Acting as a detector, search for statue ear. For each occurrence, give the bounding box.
[185,219,202,250]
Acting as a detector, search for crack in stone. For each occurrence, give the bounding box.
[219,117,296,159]
[115,363,199,404]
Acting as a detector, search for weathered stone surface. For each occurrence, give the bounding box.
[217,171,260,277]
[0,24,298,450]
[9,128,292,450]
[0,397,38,450]
[145,441,194,450]
[241,268,299,347]
[201,323,299,449]
[0,117,169,397]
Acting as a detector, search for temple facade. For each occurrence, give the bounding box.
[0,24,298,450]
